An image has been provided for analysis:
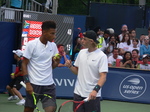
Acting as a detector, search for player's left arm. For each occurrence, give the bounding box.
[89,72,107,100]
[52,56,61,69]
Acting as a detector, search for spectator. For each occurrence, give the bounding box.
[129,29,141,47]
[10,0,22,9]
[73,37,83,54]
[93,26,106,51]
[139,34,145,45]
[108,48,123,67]
[45,0,52,13]
[132,49,139,68]
[140,36,150,60]
[138,54,150,70]
[148,27,150,39]
[103,29,111,45]
[57,44,70,67]
[6,49,25,105]
[119,24,128,42]
[119,33,131,55]
[106,35,118,57]
[128,38,140,53]
[120,51,134,68]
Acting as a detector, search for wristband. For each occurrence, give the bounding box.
[93,85,101,92]
[23,74,30,83]
[11,73,15,76]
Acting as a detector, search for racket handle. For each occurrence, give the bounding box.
[83,97,89,102]
[20,81,26,88]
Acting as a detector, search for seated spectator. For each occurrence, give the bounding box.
[106,35,118,57]
[138,54,150,70]
[57,44,70,67]
[139,34,145,45]
[132,49,139,68]
[120,51,134,68]
[118,33,131,56]
[128,38,140,53]
[140,36,150,60]
[108,48,123,67]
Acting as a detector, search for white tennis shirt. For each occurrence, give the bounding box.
[74,48,108,97]
[23,38,58,85]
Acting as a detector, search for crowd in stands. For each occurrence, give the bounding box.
[71,24,150,70]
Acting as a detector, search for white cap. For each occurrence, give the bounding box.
[142,54,148,59]
[107,28,114,34]
[12,49,23,57]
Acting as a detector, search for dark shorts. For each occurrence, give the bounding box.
[74,93,101,112]
[25,83,56,109]
[8,76,24,90]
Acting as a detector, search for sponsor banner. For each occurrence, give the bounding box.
[19,67,150,103]
[102,67,150,104]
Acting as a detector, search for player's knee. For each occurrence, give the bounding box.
[24,107,34,112]
[6,85,11,90]
[44,106,56,112]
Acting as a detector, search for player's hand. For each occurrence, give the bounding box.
[65,60,72,68]
[89,90,97,100]
[26,83,34,95]
[11,75,15,79]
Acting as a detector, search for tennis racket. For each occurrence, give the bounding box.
[20,81,53,112]
[58,97,89,112]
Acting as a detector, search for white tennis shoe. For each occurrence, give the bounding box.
[8,95,19,101]
[16,99,25,105]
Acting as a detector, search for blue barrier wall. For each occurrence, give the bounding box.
[0,22,17,92]
[19,67,150,104]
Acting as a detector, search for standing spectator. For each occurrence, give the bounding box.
[132,49,139,68]
[138,54,150,70]
[108,48,123,67]
[93,26,106,52]
[140,36,150,60]
[10,0,22,9]
[22,21,60,112]
[119,33,131,55]
[119,24,128,42]
[6,49,25,105]
[45,0,52,13]
[65,30,108,112]
[120,51,134,68]
[57,44,70,67]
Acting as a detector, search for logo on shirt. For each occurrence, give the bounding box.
[119,75,147,99]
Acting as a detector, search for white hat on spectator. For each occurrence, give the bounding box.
[12,49,23,57]
[142,54,148,59]
[107,28,114,34]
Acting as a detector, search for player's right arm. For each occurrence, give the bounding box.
[22,57,33,95]
[65,60,78,75]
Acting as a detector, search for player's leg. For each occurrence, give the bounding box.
[73,93,85,112]
[13,76,25,105]
[84,97,101,112]
[6,79,19,100]
[41,84,57,112]
[24,84,40,112]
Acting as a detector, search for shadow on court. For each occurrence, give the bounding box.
[0,94,149,112]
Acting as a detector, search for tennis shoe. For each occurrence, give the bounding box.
[16,99,25,106]
[8,95,19,101]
